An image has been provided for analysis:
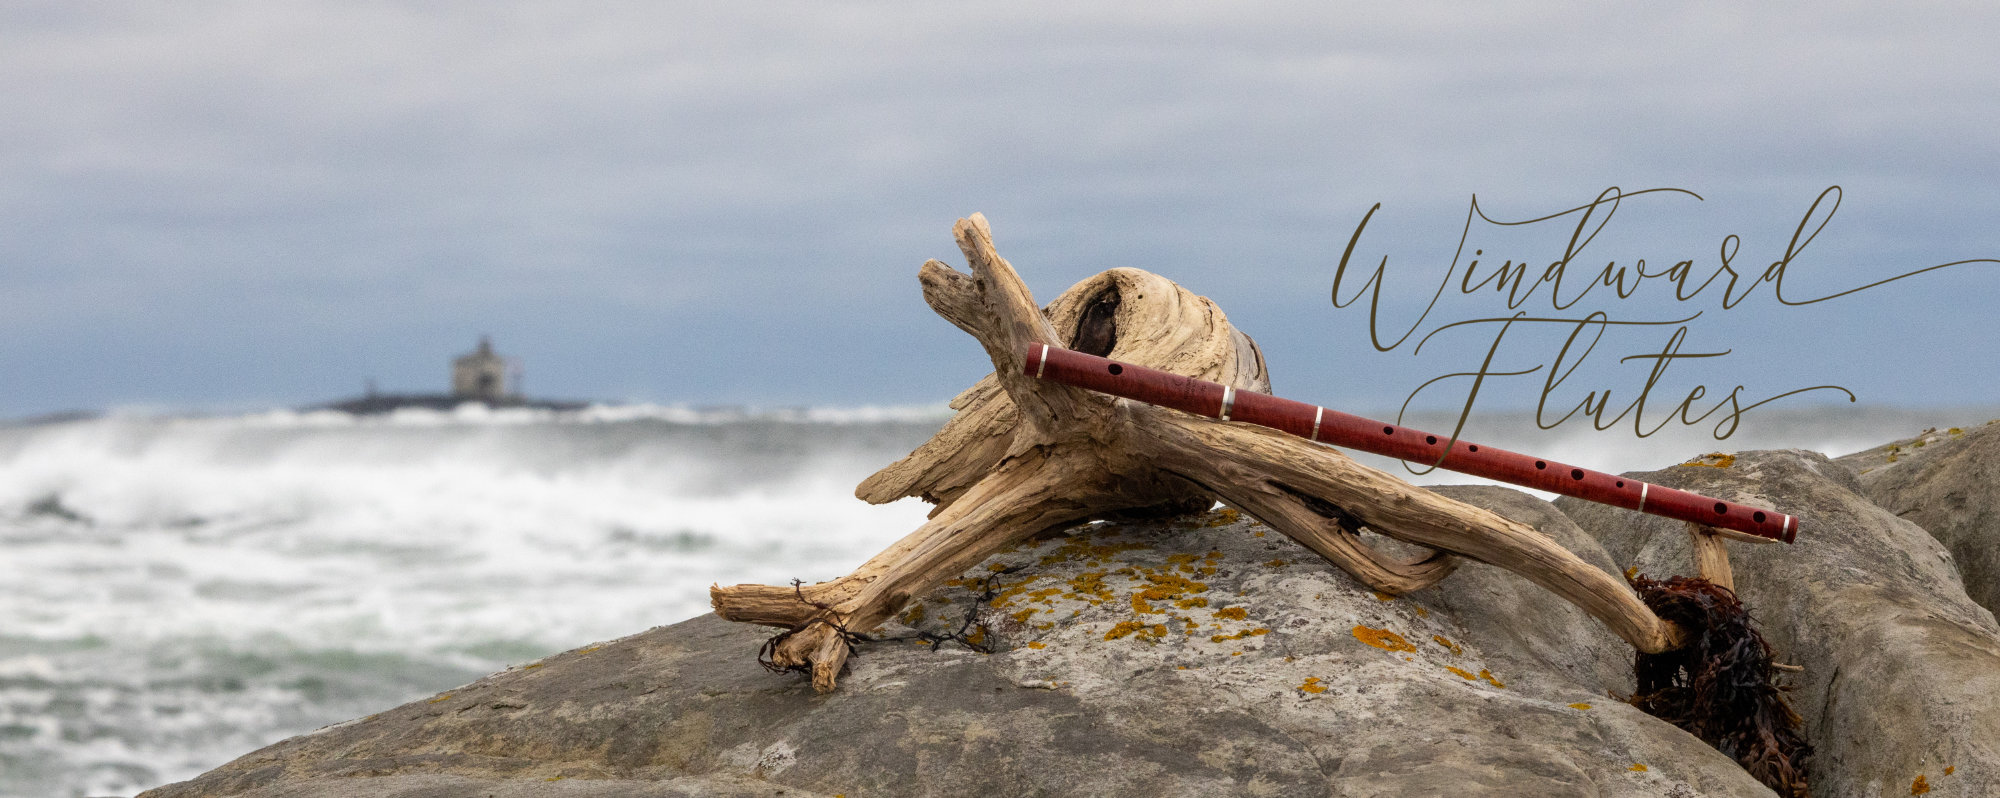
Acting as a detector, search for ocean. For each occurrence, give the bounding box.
[1,401,1991,797]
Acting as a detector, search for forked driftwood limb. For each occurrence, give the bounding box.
[712,214,1687,693]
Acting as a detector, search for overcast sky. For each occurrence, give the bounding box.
[2,2,1996,430]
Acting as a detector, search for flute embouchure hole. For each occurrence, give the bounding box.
[1106,364,1122,375]
[1754,511,1767,523]
[1714,503,1728,514]
[1535,461,1546,470]
[1382,426,1393,435]
[1571,468,1584,480]
[1467,444,1478,452]
[1425,435,1437,445]
[1616,481,1625,488]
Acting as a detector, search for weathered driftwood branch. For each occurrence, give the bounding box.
[1687,522,1738,593]
[713,213,1688,692]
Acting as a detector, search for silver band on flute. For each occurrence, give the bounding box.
[1311,406,1324,441]
[1035,344,1049,379]
[1218,386,1236,421]
[1638,483,1650,513]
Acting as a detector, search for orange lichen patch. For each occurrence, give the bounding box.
[1231,651,1242,656]
[1067,571,1116,603]
[1299,677,1328,694]
[1445,666,1476,680]
[1264,558,1288,567]
[901,603,928,625]
[1142,572,1207,598]
[1025,641,1046,650]
[1432,635,1462,656]
[1037,534,1152,569]
[428,693,453,704]
[1911,774,1930,794]
[1130,570,1208,615]
[1479,669,1505,688]
[1010,608,1038,625]
[987,562,1012,572]
[1372,590,1396,601]
[1569,702,1592,711]
[1210,627,1271,643]
[1945,766,1955,775]
[1175,596,1209,609]
[1414,606,1429,618]
[964,626,987,647]
[1213,606,1248,621]
[1204,507,1243,526]
[1679,453,1736,468]
[1035,622,1054,631]
[1253,531,1266,538]
[1352,625,1417,653]
[985,577,1046,609]
[1624,565,1640,580]
[1026,587,1064,603]
[522,663,544,670]
[1104,621,1169,642]
[1630,763,1648,773]
[575,646,602,655]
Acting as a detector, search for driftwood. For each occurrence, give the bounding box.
[712,213,1691,693]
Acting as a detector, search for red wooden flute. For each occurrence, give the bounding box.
[1023,344,1798,543]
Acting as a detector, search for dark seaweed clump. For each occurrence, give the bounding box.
[1631,574,1812,798]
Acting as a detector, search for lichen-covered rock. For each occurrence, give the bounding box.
[143,503,1773,798]
[1835,420,2000,615]
[1557,449,2000,798]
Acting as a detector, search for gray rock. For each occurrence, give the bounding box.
[1836,420,2000,615]
[1556,449,2000,798]
[143,504,1772,798]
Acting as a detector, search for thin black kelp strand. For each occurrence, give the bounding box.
[871,566,1028,654]
[1630,573,1812,798]
[759,567,1027,675]
[756,578,868,675]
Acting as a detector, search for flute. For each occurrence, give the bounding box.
[1023,344,1797,544]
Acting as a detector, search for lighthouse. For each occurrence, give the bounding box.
[451,336,516,403]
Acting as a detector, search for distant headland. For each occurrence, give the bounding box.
[310,336,587,414]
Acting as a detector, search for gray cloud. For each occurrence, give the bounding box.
[1,2,1996,417]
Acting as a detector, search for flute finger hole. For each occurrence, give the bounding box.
[1571,469,1584,480]
[1714,503,1727,514]
[1106,364,1122,375]
[1754,511,1767,523]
